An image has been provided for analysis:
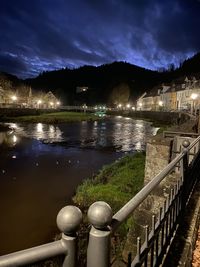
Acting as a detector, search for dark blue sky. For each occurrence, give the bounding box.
[0,0,200,78]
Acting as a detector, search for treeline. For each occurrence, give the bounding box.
[2,52,200,105]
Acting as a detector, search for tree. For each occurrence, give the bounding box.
[109,83,130,106]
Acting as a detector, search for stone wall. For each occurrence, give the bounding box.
[108,110,191,125]
[122,124,195,262]
[144,136,172,184]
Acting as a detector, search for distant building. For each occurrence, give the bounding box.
[76,86,88,93]
[136,75,200,113]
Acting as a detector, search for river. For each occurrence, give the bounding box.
[0,116,158,255]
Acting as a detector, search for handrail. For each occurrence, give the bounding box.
[0,206,83,267]
[87,135,200,267]
[0,240,66,267]
[110,135,200,231]
[163,130,199,138]
[1,134,200,267]
[110,152,184,231]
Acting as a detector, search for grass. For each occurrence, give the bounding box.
[0,111,99,123]
[73,152,146,262]
[73,152,145,213]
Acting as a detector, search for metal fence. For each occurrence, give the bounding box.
[0,136,200,267]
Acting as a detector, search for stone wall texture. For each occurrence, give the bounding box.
[144,137,172,184]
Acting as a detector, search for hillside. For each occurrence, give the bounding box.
[25,61,163,105]
[1,53,200,105]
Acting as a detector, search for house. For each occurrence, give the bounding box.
[76,86,88,93]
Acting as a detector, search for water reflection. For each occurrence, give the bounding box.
[34,123,63,142]
[3,116,158,152]
[0,116,159,254]
[0,132,18,147]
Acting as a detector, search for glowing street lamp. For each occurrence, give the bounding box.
[118,103,122,108]
[37,99,42,109]
[158,100,163,106]
[138,102,142,111]
[11,95,17,101]
[191,93,198,115]
[126,103,130,109]
[56,101,60,105]
[132,106,135,110]
[49,102,54,108]
[191,93,198,100]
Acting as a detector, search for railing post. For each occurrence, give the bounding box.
[56,206,83,267]
[180,140,190,210]
[180,140,190,181]
[87,201,112,267]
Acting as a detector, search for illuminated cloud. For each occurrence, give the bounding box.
[0,0,199,78]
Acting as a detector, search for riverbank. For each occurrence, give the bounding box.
[0,111,99,123]
[107,110,190,125]
[73,153,145,212]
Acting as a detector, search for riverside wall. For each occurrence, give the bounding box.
[121,119,199,265]
[0,108,60,118]
[108,110,191,125]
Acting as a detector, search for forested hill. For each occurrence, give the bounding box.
[1,53,200,105]
[25,61,162,105]
[24,53,200,105]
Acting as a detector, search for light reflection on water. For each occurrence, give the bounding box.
[0,116,159,254]
[3,117,159,152]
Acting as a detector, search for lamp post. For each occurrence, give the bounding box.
[118,103,122,109]
[37,100,42,109]
[138,102,142,110]
[190,93,198,115]
[11,95,17,102]
[158,100,163,110]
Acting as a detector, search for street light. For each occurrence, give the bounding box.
[49,102,54,108]
[11,95,17,101]
[37,99,42,109]
[191,93,198,115]
[158,100,163,106]
[138,102,142,110]
[126,103,130,109]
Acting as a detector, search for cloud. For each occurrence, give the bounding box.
[0,0,200,78]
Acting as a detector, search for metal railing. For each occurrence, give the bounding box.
[86,136,200,267]
[0,206,83,267]
[0,136,200,267]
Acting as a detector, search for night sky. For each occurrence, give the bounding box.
[0,0,200,78]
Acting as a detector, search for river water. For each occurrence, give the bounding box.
[0,116,158,255]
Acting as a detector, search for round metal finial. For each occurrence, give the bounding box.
[56,206,82,234]
[182,139,190,148]
[87,201,113,229]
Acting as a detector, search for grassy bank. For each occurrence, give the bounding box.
[74,152,145,213]
[73,152,145,263]
[0,111,99,123]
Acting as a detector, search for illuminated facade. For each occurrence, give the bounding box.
[137,76,200,112]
